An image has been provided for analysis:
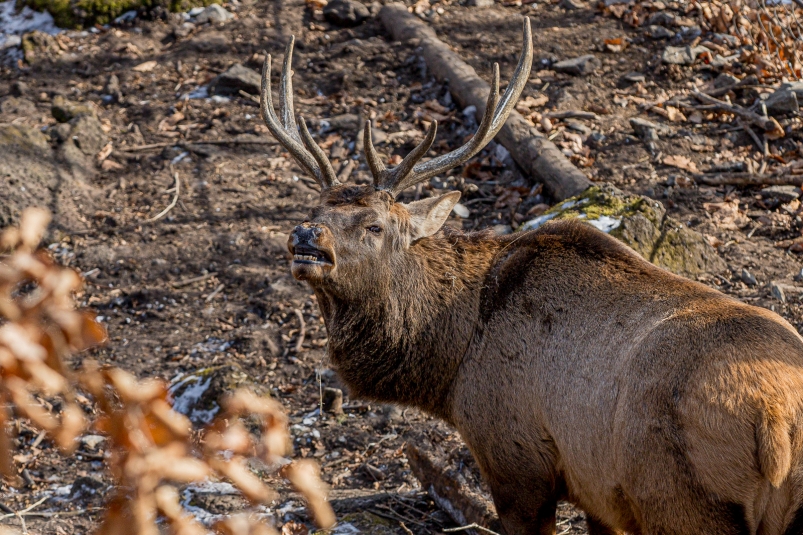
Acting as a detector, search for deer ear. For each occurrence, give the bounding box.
[403,191,462,242]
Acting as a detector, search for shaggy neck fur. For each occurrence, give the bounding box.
[313,227,501,420]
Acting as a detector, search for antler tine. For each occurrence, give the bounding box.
[364,120,387,182]
[372,120,438,192]
[298,116,338,187]
[279,37,301,145]
[260,45,339,189]
[388,17,533,197]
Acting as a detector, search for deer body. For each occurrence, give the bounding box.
[259,24,803,535]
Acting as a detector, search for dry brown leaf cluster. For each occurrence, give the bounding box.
[0,208,335,535]
[605,0,803,80]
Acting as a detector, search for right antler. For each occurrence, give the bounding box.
[367,17,532,197]
[260,37,340,191]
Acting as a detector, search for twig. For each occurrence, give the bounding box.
[144,171,180,223]
[694,172,803,187]
[742,121,765,153]
[171,272,218,288]
[399,521,415,535]
[692,91,783,134]
[0,495,49,521]
[293,309,306,353]
[544,110,598,121]
[119,138,279,152]
[204,283,225,303]
[443,523,503,535]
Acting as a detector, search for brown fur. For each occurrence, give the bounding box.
[287,184,803,535]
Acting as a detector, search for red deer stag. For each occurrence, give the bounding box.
[260,20,803,535]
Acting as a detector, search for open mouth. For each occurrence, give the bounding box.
[292,244,333,265]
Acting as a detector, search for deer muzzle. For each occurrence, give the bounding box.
[288,223,335,281]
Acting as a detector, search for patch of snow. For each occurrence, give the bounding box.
[587,215,621,233]
[181,85,209,100]
[168,374,218,425]
[52,485,71,496]
[519,212,558,232]
[113,10,137,24]
[0,0,61,48]
[331,523,361,535]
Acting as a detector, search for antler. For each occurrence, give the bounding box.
[260,37,340,190]
[366,17,533,197]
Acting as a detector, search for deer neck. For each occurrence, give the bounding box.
[314,229,500,420]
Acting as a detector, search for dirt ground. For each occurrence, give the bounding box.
[1,0,802,533]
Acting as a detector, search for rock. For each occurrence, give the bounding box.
[80,435,106,449]
[519,185,726,277]
[322,387,344,415]
[103,74,122,104]
[51,95,95,123]
[322,113,361,132]
[168,365,270,426]
[630,118,667,141]
[0,97,37,118]
[741,268,757,286]
[566,120,591,136]
[760,185,800,203]
[764,86,800,116]
[21,30,59,64]
[623,72,646,84]
[467,0,495,5]
[10,81,28,97]
[173,21,196,38]
[209,63,261,96]
[194,4,233,24]
[713,73,739,89]
[672,26,702,44]
[113,10,137,24]
[552,54,600,75]
[452,203,470,218]
[323,0,371,27]
[647,25,675,39]
[770,281,786,303]
[662,45,709,65]
[68,114,108,157]
[560,0,586,9]
[0,123,93,230]
[647,11,675,26]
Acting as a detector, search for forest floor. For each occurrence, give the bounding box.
[0,0,802,533]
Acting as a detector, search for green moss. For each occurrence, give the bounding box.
[17,0,220,29]
[518,185,725,277]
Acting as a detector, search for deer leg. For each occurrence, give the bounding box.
[488,479,559,535]
[586,516,627,535]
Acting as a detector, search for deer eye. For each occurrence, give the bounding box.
[367,225,382,234]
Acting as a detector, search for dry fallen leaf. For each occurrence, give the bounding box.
[133,60,157,72]
[663,155,699,173]
[604,37,628,53]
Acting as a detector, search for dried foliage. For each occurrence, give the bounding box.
[0,208,335,534]
[606,0,803,80]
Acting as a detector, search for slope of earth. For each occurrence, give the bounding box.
[0,0,800,533]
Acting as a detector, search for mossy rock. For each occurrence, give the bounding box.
[21,30,60,64]
[519,185,726,277]
[17,0,220,28]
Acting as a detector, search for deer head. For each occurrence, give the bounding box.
[260,20,532,295]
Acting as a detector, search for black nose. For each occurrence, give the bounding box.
[292,224,322,246]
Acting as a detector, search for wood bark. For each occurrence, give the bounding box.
[406,442,502,532]
[379,4,593,201]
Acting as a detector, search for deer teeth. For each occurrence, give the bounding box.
[294,254,320,262]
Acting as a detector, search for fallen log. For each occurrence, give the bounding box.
[379,3,593,201]
[405,442,502,532]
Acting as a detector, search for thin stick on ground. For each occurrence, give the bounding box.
[443,523,503,535]
[294,308,306,353]
[144,170,180,223]
[691,92,783,136]
[119,138,280,153]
